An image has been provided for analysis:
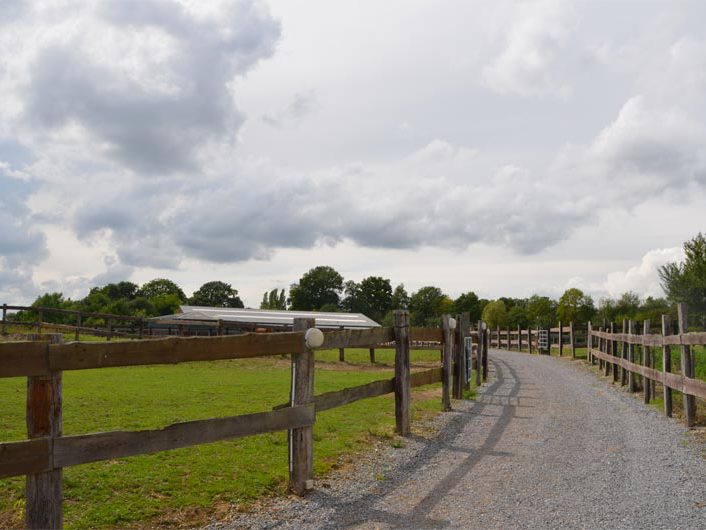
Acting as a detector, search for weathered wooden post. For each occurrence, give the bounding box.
[338,326,345,362]
[621,319,628,386]
[662,315,672,417]
[476,321,483,387]
[628,320,636,393]
[458,313,471,394]
[604,326,611,377]
[517,325,521,351]
[558,320,563,357]
[26,333,63,529]
[369,348,375,364]
[643,319,651,404]
[587,322,593,364]
[74,314,81,341]
[598,326,604,370]
[611,322,619,382]
[393,310,411,436]
[678,303,695,427]
[1,303,6,335]
[289,318,315,494]
[569,321,576,358]
[482,324,489,381]
[107,318,114,341]
[442,315,453,411]
[496,326,500,348]
[527,328,532,354]
[37,309,43,334]
[138,317,144,339]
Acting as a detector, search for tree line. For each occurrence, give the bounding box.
[8,233,705,329]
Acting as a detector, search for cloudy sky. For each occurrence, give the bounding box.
[1,0,705,306]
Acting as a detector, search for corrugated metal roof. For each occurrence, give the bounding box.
[149,306,380,329]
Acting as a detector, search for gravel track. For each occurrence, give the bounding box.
[209,350,706,529]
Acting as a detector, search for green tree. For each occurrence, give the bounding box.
[357,276,393,323]
[29,292,74,323]
[289,266,344,310]
[660,233,706,325]
[635,296,673,323]
[390,284,409,310]
[189,281,244,308]
[94,281,139,301]
[138,279,187,302]
[409,286,447,326]
[150,294,183,316]
[507,305,528,328]
[526,295,555,327]
[556,288,595,325]
[453,291,487,322]
[260,288,287,309]
[482,300,508,329]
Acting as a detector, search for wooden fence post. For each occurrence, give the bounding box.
[587,322,593,364]
[107,318,113,341]
[662,315,672,418]
[678,303,695,427]
[26,334,63,530]
[598,326,604,370]
[558,320,563,357]
[604,326,611,377]
[517,325,521,351]
[338,326,345,362]
[621,320,628,386]
[497,326,500,348]
[643,319,651,404]
[37,309,43,334]
[527,328,532,354]
[569,321,575,358]
[369,348,375,364]
[611,323,618,382]
[627,320,636,393]
[476,321,483,387]
[483,325,489,381]
[1,303,6,334]
[138,317,144,339]
[459,313,471,394]
[442,315,453,411]
[393,310,411,436]
[289,318,315,495]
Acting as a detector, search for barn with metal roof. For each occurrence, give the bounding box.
[148,306,380,336]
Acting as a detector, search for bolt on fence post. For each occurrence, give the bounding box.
[289,318,315,495]
[393,310,411,436]
[678,303,696,427]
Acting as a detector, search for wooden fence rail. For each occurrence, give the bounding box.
[587,303,703,427]
[489,323,580,357]
[0,311,487,529]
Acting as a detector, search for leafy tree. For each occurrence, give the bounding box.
[260,288,287,310]
[635,296,673,324]
[556,288,595,325]
[453,291,487,322]
[93,281,139,301]
[189,281,244,308]
[28,292,74,323]
[340,280,363,313]
[319,302,340,313]
[138,279,187,302]
[482,300,508,328]
[358,276,393,323]
[507,305,529,328]
[409,286,448,326]
[391,284,410,310]
[150,294,183,316]
[526,295,555,327]
[289,266,344,311]
[660,232,706,325]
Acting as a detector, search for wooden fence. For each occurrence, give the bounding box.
[1,304,145,341]
[489,321,579,357]
[588,303,706,427]
[0,310,488,529]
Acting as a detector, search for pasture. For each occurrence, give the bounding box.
[0,347,451,529]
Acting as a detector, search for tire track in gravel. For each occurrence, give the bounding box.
[211,349,706,530]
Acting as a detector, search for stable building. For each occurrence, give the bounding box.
[148,306,380,336]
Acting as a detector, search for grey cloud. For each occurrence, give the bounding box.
[23,0,280,174]
[262,91,319,127]
[0,172,46,265]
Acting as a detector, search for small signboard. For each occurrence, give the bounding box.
[538,329,549,351]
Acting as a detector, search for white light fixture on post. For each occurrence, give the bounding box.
[304,327,324,349]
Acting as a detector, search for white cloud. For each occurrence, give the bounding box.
[601,247,684,298]
[482,0,574,97]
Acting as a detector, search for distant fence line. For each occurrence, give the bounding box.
[0,309,488,530]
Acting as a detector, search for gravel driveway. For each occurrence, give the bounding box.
[209,349,706,529]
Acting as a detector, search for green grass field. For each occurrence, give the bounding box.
[0,346,454,529]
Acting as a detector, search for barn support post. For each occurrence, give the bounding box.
[393,310,411,435]
[289,318,315,494]
[26,334,64,530]
[338,326,345,362]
